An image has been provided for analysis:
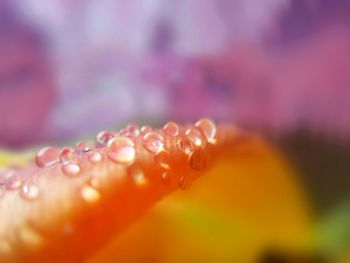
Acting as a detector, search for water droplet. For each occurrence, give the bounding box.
[185,127,205,147]
[96,131,115,147]
[81,185,100,204]
[176,137,194,155]
[161,172,172,186]
[195,119,217,143]
[188,149,209,171]
[155,150,171,169]
[75,141,91,154]
[0,170,22,190]
[163,122,179,136]
[142,132,164,154]
[128,164,147,187]
[88,152,102,163]
[59,147,75,165]
[20,183,40,200]
[125,123,140,138]
[140,125,152,135]
[107,137,135,164]
[35,147,59,167]
[61,163,80,177]
[179,176,191,190]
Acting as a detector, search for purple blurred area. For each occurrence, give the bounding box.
[0,0,349,148]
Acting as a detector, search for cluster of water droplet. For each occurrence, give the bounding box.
[142,118,217,189]
[0,119,217,202]
[0,169,39,201]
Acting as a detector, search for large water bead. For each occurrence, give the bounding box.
[195,118,217,143]
[163,122,179,137]
[142,132,164,154]
[59,147,76,165]
[35,147,60,167]
[185,127,206,147]
[107,137,136,164]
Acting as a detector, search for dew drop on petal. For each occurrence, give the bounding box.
[163,122,179,136]
[59,147,75,165]
[61,163,81,177]
[88,152,102,163]
[161,172,172,186]
[75,142,91,155]
[185,127,205,147]
[188,149,209,171]
[80,185,100,204]
[142,132,164,154]
[140,125,152,135]
[128,164,148,187]
[176,137,194,155]
[195,118,217,143]
[179,176,191,190]
[1,170,22,190]
[35,147,60,167]
[155,150,171,169]
[96,131,115,147]
[107,137,135,164]
[20,183,40,200]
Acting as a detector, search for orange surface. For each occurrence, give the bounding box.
[0,122,312,262]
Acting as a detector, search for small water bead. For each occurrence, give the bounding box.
[80,185,100,204]
[75,142,91,155]
[140,125,152,135]
[61,163,80,177]
[20,183,40,200]
[188,149,210,171]
[107,137,135,164]
[142,132,164,154]
[176,137,194,155]
[88,152,102,163]
[1,170,22,190]
[155,150,171,170]
[125,123,140,137]
[35,147,60,167]
[59,147,75,165]
[161,172,172,186]
[195,118,217,143]
[128,164,147,187]
[96,131,115,147]
[179,176,191,190]
[163,122,179,136]
[185,127,206,147]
